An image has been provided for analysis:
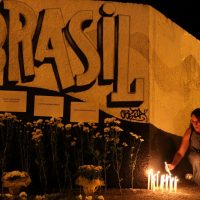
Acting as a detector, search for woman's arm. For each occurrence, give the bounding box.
[168,127,191,171]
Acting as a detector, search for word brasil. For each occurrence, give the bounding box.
[0,1,143,106]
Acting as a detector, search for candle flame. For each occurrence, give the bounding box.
[147,167,178,192]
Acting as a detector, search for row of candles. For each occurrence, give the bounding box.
[147,169,179,192]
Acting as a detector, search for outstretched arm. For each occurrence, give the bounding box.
[168,127,191,171]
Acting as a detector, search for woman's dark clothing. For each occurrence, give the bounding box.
[189,129,200,185]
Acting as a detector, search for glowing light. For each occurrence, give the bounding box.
[147,168,179,192]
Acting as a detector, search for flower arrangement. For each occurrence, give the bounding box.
[102,117,125,192]
[2,170,31,195]
[96,195,104,200]
[102,117,144,191]
[77,165,103,180]
[19,191,28,200]
[129,132,144,188]
[75,165,104,195]
[0,112,144,196]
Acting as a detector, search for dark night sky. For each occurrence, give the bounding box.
[110,0,200,40]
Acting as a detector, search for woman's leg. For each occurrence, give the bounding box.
[188,152,200,185]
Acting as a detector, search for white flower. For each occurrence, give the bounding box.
[2,171,31,192]
[96,195,104,200]
[36,129,42,134]
[4,193,13,198]
[57,122,64,128]
[50,117,55,122]
[113,126,123,132]
[114,120,121,125]
[140,138,144,142]
[71,141,76,146]
[104,117,116,124]
[95,132,101,138]
[122,142,128,147]
[85,196,92,200]
[26,122,32,126]
[65,124,72,131]
[36,119,43,124]
[55,117,62,123]
[2,170,27,180]
[83,126,90,133]
[45,119,50,123]
[32,129,43,142]
[35,195,46,200]
[4,112,12,118]
[88,121,96,126]
[185,173,193,180]
[78,122,84,127]
[104,118,110,124]
[114,138,120,144]
[92,125,98,129]
[75,194,83,200]
[79,165,102,171]
[129,132,140,139]
[72,123,77,128]
[19,191,27,199]
[104,127,110,133]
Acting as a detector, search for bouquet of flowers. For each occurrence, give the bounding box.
[75,165,104,195]
[2,170,31,195]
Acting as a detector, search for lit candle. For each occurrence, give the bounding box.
[160,174,165,191]
[147,168,178,193]
[174,176,178,192]
[152,174,156,191]
[151,171,154,190]
[165,174,169,190]
[156,171,160,189]
[147,169,153,190]
[169,176,174,192]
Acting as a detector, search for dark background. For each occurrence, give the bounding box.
[109,0,200,40]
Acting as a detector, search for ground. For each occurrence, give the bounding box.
[32,178,199,200]
[101,180,199,200]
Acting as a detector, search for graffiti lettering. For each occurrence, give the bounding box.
[0,14,6,73]
[120,107,148,122]
[65,10,101,88]
[4,0,36,83]
[0,1,144,107]
[34,8,75,90]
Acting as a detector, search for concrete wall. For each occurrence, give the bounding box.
[0,0,198,188]
[149,7,200,136]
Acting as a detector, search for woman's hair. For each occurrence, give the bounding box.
[191,108,200,120]
[190,108,200,130]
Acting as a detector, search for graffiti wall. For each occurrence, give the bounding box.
[0,0,149,124]
[0,0,199,184]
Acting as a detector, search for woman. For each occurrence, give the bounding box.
[167,108,200,185]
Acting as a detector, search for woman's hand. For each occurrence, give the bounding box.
[167,163,175,171]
